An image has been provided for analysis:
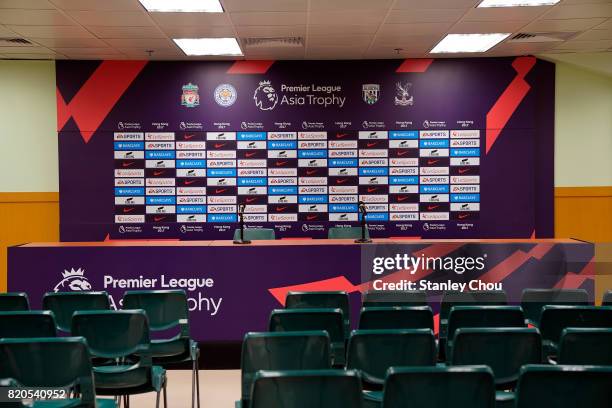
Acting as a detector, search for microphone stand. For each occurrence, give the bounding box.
[355,203,372,243]
[233,204,251,245]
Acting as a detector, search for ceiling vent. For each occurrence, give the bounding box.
[509,32,579,43]
[242,37,304,49]
[0,37,32,45]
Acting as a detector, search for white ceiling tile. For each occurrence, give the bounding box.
[162,25,236,38]
[67,10,151,27]
[87,25,166,39]
[0,0,54,8]
[307,34,373,47]
[595,19,612,30]
[309,0,394,11]
[554,39,612,50]
[235,25,305,38]
[574,29,612,41]
[104,38,174,48]
[491,41,557,54]
[243,47,306,59]
[365,49,425,59]
[386,9,466,24]
[451,20,530,33]
[309,10,387,26]
[0,24,16,36]
[117,47,183,58]
[222,0,307,12]
[0,45,49,53]
[66,54,124,59]
[7,24,93,38]
[543,3,612,19]
[523,18,607,32]
[561,0,612,4]
[150,11,231,26]
[463,6,551,22]
[30,37,108,47]
[378,22,455,36]
[372,34,441,47]
[393,0,478,9]
[230,12,306,26]
[53,47,122,55]
[370,39,437,53]
[307,24,379,36]
[2,52,60,59]
[0,9,74,25]
[51,0,144,11]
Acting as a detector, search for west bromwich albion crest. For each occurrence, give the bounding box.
[181,83,200,108]
[362,84,380,105]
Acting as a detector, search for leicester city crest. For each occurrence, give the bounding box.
[181,83,200,108]
[362,84,380,105]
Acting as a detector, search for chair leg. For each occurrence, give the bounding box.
[156,390,161,408]
[163,377,168,408]
[196,356,201,408]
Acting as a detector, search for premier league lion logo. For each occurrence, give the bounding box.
[253,80,278,111]
[53,268,92,292]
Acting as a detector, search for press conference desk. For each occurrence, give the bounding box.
[8,238,592,345]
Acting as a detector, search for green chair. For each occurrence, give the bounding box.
[238,331,331,408]
[539,305,612,354]
[71,310,167,408]
[232,228,275,241]
[0,293,29,311]
[380,366,495,408]
[515,365,612,408]
[450,328,541,407]
[42,291,110,333]
[0,337,116,408]
[602,290,612,306]
[362,290,428,308]
[250,369,362,408]
[346,329,436,387]
[122,290,200,408]
[446,306,525,355]
[359,306,434,331]
[285,291,350,338]
[439,290,507,339]
[520,289,589,327]
[0,311,56,338]
[558,328,612,365]
[328,226,369,240]
[269,309,345,366]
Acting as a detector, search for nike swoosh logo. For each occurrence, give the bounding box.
[153,170,165,176]
[246,197,257,203]
[336,178,348,184]
[214,143,226,149]
[458,214,469,219]
[397,150,409,156]
[215,189,227,194]
[246,152,257,158]
[427,159,440,165]
[428,205,440,210]
[397,196,409,202]
[307,215,319,221]
[184,134,196,140]
[154,216,166,222]
[367,187,378,193]
[184,180,197,185]
[123,207,136,213]
[276,206,288,212]
[336,133,348,139]
[122,161,135,167]
[306,170,318,176]
[276,161,288,166]
[458,168,470,174]
[366,142,378,148]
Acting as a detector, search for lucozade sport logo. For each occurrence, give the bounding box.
[53,268,91,292]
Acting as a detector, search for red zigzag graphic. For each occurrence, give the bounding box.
[57,60,148,143]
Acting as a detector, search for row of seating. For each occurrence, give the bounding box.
[0,290,200,408]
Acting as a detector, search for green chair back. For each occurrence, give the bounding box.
[123,290,189,331]
[359,306,434,330]
[558,328,612,365]
[0,293,29,311]
[346,329,436,384]
[515,365,612,408]
[520,289,589,326]
[285,291,350,336]
[0,311,56,338]
[446,306,525,344]
[0,337,96,406]
[382,366,495,408]
[233,228,275,241]
[250,370,362,408]
[327,226,369,240]
[602,290,611,306]
[439,291,507,337]
[268,309,345,365]
[42,291,110,333]
[450,328,541,386]
[240,331,330,402]
[539,306,612,346]
[71,310,150,360]
[363,290,428,307]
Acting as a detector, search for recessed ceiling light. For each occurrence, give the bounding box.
[174,38,243,56]
[477,0,560,7]
[139,0,223,13]
[430,33,511,53]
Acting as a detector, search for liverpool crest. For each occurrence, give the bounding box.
[181,83,200,108]
[362,84,380,105]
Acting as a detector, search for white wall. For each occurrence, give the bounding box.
[0,60,57,192]
[554,61,612,187]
